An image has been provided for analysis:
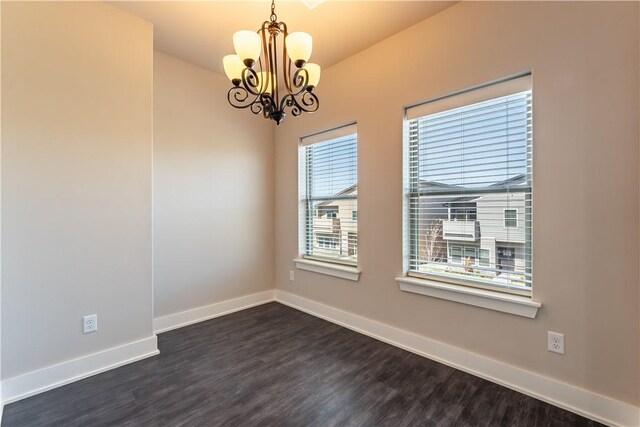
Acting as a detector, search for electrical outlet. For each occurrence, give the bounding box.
[84,314,98,334]
[548,331,564,354]
[289,270,295,281]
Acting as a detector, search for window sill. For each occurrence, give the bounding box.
[294,258,361,281]
[395,276,541,318]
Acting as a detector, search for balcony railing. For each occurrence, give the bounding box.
[442,220,478,242]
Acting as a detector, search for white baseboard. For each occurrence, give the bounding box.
[153,290,275,334]
[274,290,639,427]
[2,335,158,405]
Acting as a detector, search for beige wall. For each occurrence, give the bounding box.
[153,52,274,318]
[274,1,640,405]
[1,2,154,378]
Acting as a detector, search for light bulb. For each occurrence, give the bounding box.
[233,30,261,67]
[258,71,276,94]
[286,32,312,67]
[223,54,244,84]
[304,63,321,88]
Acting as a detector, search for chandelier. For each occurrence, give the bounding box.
[223,0,321,125]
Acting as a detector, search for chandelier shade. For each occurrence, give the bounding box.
[232,30,262,65]
[223,54,244,83]
[223,0,320,125]
[285,32,313,65]
[304,63,321,88]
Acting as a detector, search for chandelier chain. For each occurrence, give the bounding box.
[270,0,277,22]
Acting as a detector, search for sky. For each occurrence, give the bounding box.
[418,91,532,189]
[306,133,358,198]
[304,90,532,199]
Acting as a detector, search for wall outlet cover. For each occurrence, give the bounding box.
[83,314,98,334]
[548,331,564,354]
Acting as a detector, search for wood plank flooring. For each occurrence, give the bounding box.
[3,302,601,426]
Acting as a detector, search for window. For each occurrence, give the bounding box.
[318,206,338,218]
[504,209,517,227]
[464,247,477,264]
[479,249,490,267]
[405,74,532,294]
[450,246,462,263]
[300,124,358,265]
[449,244,478,265]
[449,206,477,221]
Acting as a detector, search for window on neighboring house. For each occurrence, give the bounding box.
[405,74,533,294]
[450,244,478,265]
[450,246,462,263]
[504,209,517,228]
[318,206,338,218]
[300,123,358,265]
[479,249,490,267]
[464,247,477,264]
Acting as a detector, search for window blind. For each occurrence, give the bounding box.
[405,75,532,294]
[300,125,358,265]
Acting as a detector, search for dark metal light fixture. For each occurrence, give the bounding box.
[223,0,320,125]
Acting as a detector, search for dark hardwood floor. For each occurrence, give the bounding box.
[3,302,601,426]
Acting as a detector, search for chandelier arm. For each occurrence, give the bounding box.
[260,94,275,119]
[299,91,319,111]
[228,86,262,113]
[250,99,264,116]
[279,90,319,116]
[259,25,270,94]
[267,32,279,108]
[279,22,294,94]
[279,94,298,117]
[240,67,262,97]
[288,68,310,97]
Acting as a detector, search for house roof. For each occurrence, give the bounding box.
[315,174,527,207]
[317,184,357,207]
[421,173,528,192]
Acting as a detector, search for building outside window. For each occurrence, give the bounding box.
[405,74,532,294]
[299,124,358,265]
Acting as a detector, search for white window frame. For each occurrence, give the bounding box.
[295,123,361,281]
[398,73,540,318]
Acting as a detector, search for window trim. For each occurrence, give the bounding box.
[396,275,540,318]
[294,258,361,281]
[402,72,534,299]
[299,122,359,270]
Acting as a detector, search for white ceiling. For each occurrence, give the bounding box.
[110,1,457,75]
